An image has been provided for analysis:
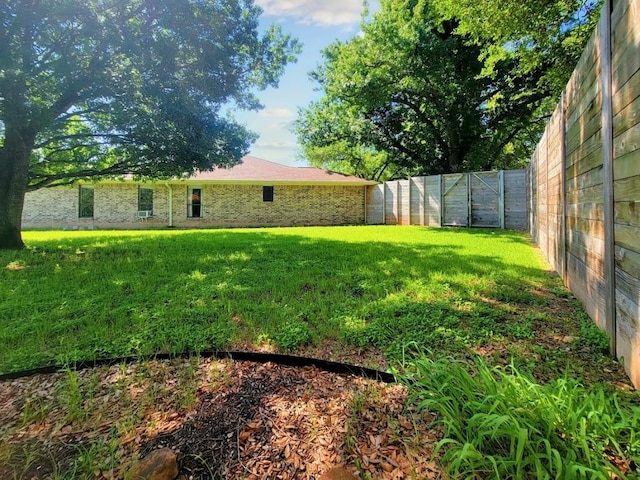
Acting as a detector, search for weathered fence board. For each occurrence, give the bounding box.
[410,177,426,226]
[442,174,469,226]
[530,0,640,388]
[470,172,500,227]
[399,180,411,225]
[384,182,398,225]
[366,185,384,225]
[504,170,528,230]
[426,176,441,226]
[366,169,526,230]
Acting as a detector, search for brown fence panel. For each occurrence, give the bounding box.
[612,0,640,387]
[529,0,640,387]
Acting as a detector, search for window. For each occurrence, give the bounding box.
[138,186,153,214]
[188,187,202,218]
[79,186,94,218]
[263,186,274,202]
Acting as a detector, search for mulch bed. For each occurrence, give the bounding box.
[0,358,443,479]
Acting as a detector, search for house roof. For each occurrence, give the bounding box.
[179,156,377,185]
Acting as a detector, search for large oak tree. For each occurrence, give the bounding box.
[295,0,600,180]
[0,0,299,249]
[428,0,602,96]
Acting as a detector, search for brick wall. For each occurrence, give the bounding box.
[22,185,79,227]
[22,184,169,229]
[22,183,366,229]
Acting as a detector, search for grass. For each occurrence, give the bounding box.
[1,226,555,374]
[2,225,638,479]
[406,356,640,479]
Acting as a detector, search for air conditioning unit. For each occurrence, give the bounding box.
[138,210,153,219]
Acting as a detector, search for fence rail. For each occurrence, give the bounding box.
[366,170,527,229]
[529,0,640,387]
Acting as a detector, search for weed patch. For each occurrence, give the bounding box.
[579,313,610,355]
[273,319,313,351]
[406,356,640,479]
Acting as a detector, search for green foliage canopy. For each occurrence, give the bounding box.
[295,0,600,180]
[0,0,300,248]
[429,0,602,95]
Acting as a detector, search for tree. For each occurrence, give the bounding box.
[0,0,300,249]
[294,99,400,182]
[295,0,598,181]
[427,0,602,96]
[296,0,550,180]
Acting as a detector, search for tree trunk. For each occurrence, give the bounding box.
[0,127,32,250]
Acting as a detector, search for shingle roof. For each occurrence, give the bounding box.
[182,156,377,185]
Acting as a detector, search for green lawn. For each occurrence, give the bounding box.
[4,226,640,479]
[0,226,611,378]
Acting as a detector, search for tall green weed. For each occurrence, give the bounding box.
[405,356,640,479]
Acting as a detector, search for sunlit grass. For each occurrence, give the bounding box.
[0,226,572,374]
[3,226,635,480]
[406,356,640,479]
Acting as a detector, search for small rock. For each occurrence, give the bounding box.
[319,466,359,480]
[126,448,178,480]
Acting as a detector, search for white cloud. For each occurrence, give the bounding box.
[255,140,297,150]
[255,0,364,26]
[257,107,295,118]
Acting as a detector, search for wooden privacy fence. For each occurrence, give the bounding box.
[365,170,527,229]
[529,0,640,387]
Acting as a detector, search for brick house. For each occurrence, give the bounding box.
[22,156,377,229]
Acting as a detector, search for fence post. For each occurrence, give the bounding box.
[382,183,386,225]
[600,0,617,357]
[423,176,427,226]
[528,158,536,242]
[559,90,568,285]
[466,173,472,227]
[545,126,550,261]
[498,170,505,229]
[438,174,443,227]
[363,186,367,225]
[408,177,412,226]
[396,180,401,225]
[527,163,531,236]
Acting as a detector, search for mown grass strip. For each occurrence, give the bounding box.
[0,226,610,378]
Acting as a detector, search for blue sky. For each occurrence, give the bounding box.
[232,0,379,166]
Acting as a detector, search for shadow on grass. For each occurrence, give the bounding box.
[0,227,561,374]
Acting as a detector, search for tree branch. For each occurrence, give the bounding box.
[34,133,131,149]
[26,161,135,190]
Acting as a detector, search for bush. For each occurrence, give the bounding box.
[405,356,640,479]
